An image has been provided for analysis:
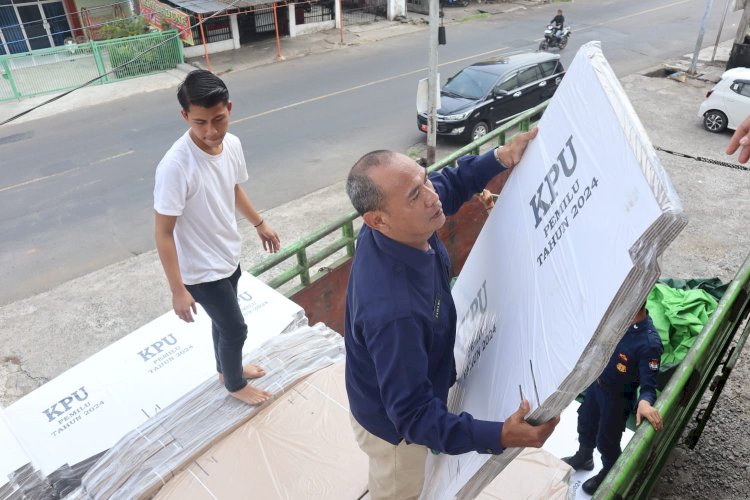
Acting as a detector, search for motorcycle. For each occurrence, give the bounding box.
[441,0,470,7]
[539,24,571,51]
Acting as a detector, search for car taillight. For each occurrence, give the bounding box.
[706,89,713,98]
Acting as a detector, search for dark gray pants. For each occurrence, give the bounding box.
[186,265,248,392]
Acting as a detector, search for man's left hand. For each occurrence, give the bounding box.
[497,127,539,169]
[256,222,281,253]
[636,400,662,431]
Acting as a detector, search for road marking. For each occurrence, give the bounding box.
[534,0,692,41]
[590,0,692,29]
[231,46,510,125]
[89,150,134,165]
[0,167,81,194]
[234,0,692,124]
[0,150,133,193]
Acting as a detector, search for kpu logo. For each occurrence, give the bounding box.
[458,280,488,331]
[138,334,178,362]
[529,135,578,228]
[42,387,89,422]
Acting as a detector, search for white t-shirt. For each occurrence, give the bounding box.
[154,131,249,285]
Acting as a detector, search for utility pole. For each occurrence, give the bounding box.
[711,0,734,62]
[688,0,714,75]
[734,0,750,44]
[426,0,439,165]
[726,0,750,69]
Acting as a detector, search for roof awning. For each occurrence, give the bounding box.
[169,0,279,14]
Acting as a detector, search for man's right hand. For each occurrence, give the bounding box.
[500,399,560,448]
[173,287,197,323]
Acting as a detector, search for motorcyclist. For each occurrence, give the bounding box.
[550,9,565,39]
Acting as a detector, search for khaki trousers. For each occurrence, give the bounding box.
[350,414,428,500]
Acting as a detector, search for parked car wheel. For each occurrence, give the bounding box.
[467,121,490,142]
[703,110,728,133]
[539,40,548,51]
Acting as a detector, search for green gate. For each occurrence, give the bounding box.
[0,30,184,102]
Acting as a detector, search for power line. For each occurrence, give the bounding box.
[0,0,249,127]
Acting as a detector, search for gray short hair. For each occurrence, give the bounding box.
[346,150,394,215]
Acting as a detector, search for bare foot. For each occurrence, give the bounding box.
[243,364,266,379]
[218,364,266,385]
[229,384,272,405]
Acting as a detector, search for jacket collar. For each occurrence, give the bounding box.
[628,315,653,334]
[370,227,438,273]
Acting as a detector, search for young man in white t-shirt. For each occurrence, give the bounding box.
[154,70,280,405]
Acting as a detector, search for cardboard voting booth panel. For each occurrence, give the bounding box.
[155,362,369,500]
[75,323,344,499]
[421,42,686,499]
[477,447,571,500]
[3,274,304,480]
[0,408,31,493]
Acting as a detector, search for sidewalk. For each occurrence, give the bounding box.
[0,0,543,126]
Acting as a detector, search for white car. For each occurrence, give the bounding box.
[698,67,750,133]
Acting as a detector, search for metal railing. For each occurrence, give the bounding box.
[341,0,387,25]
[0,30,184,102]
[248,101,546,294]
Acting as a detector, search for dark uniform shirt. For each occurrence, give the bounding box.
[598,315,663,406]
[345,149,506,455]
[551,14,565,27]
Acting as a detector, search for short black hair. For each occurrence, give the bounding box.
[177,70,229,112]
[346,150,394,215]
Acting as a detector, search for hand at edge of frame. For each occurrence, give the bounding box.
[726,114,750,163]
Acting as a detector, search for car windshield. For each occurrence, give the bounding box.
[443,67,498,100]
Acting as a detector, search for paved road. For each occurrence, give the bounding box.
[0,0,740,305]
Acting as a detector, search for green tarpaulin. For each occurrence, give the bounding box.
[647,282,719,370]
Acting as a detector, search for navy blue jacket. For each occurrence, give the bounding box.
[345,149,506,455]
[599,315,663,406]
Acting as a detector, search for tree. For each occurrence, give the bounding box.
[98,18,150,40]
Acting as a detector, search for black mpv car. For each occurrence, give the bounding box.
[417,52,565,142]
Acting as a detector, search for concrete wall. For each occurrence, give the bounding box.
[388,0,406,20]
[289,2,338,38]
[294,20,336,37]
[183,38,235,58]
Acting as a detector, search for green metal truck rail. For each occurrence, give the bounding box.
[247,101,540,291]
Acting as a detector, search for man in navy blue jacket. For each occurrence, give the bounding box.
[344,129,560,499]
[562,305,664,495]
